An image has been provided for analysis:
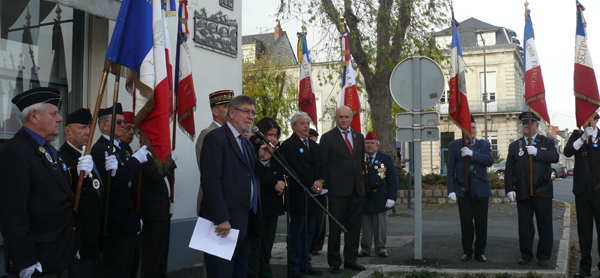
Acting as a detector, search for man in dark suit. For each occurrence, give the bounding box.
[320,105,366,274]
[505,112,558,267]
[446,116,493,263]
[90,104,148,278]
[59,108,107,278]
[0,87,78,278]
[359,132,398,258]
[564,114,600,278]
[199,95,272,278]
[279,112,324,277]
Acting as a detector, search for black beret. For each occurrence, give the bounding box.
[518,111,540,123]
[66,108,92,125]
[309,128,319,137]
[98,103,123,118]
[11,87,61,112]
[595,114,600,120]
[470,115,476,123]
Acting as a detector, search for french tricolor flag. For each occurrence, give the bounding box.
[574,1,600,128]
[297,31,318,125]
[448,18,472,138]
[523,8,550,123]
[340,32,361,133]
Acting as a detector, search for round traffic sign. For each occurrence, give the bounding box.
[389,55,445,111]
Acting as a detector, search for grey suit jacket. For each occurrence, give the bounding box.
[196,121,220,214]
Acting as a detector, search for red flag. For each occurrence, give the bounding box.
[448,15,472,138]
[340,32,361,133]
[574,2,600,127]
[175,0,197,139]
[297,31,318,125]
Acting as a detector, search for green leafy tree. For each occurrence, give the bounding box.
[277,0,451,157]
[243,50,298,134]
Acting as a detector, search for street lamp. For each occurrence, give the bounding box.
[475,30,489,141]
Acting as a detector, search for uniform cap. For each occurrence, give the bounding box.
[365,132,379,140]
[11,87,61,112]
[66,108,91,125]
[209,90,234,108]
[98,103,123,118]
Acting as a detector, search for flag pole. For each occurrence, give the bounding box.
[104,64,122,236]
[170,93,177,203]
[528,108,533,196]
[136,137,145,212]
[74,61,110,212]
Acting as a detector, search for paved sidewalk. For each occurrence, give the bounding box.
[167,200,570,278]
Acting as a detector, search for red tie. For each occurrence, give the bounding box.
[343,131,354,156]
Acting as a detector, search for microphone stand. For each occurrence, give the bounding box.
[259,141,348,277]
[283,175,292,278]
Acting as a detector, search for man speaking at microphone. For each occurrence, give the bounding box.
[199,95,273,278]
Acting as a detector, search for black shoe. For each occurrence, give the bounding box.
[357,252,369,257]
[291,271,304,278]
[518,258,532,265]
[311,250,321,256]
[574,271,591,278]
[460,254,472,262]
[378,252,388,258]
[344,263,366,271]
[475,254,486,262]
[301,267,323,276]
[329,266,340,274]
[538,259,550,267]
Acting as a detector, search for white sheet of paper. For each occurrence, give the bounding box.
[312,188,328,196]
[188,217,239,261]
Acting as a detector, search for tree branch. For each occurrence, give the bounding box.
[390,0,413,63]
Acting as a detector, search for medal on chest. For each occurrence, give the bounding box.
[518,148,524,156]
[93,179,100,189]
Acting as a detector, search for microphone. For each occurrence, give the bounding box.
[252,126,276,149]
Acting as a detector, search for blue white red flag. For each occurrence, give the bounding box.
[448,17,472,139]
[175,0,197,139]
[523,8,550,123]
[574,1,600,128]
[340,32,361,133]
[105,0,172,164]
[297,31,318,125]
[163,0,177,16]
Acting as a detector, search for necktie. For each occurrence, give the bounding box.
[239,135,258,214]
[44,142,58,162]
[343,131,354,156]
[369,157,374,167]
[303,138,310,150]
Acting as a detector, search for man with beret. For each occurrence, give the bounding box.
[91,103,148,277]
[359,132,398,259]
[0,87,81,278]
[446,116,493,263]
[505,112,558,267]
[195,90,234,214]
[59,108,109,278]
[564,113,600,278]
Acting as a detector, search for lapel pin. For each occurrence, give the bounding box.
[93,179,100,189]
[299,148,304,153]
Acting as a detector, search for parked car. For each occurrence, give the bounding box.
[567,168,574,176]
[490,161,567,180]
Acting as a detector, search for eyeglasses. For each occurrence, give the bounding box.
[234,108,258,117]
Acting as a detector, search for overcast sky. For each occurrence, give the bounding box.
[242,0,600,131]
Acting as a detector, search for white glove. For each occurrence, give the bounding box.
[507,191,516,202]
[448,192,457,201]
[582,126,594,141]
[105,151,118,177]
[460,147,473,157]
[525,146,537,156]
[76,250,81,259]
[171,149,179,162]
[77,146,93,177]
[132,145,148,163]
[19,262,42,278]
[385,199,395,209]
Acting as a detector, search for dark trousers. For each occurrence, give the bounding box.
[517,197,553,260]
[290,212,317,271]
[141,219,171,278]
[575,191,600,273]
[204,232,252,278]
[311,208,327,252]
[248,215,278,278]
[69,258,99,278]
[457,196,489,256]
[327,188,365,268]
[97,232,140,278]
[9,270,68,278]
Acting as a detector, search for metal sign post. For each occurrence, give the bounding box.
[389,54,444,260]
